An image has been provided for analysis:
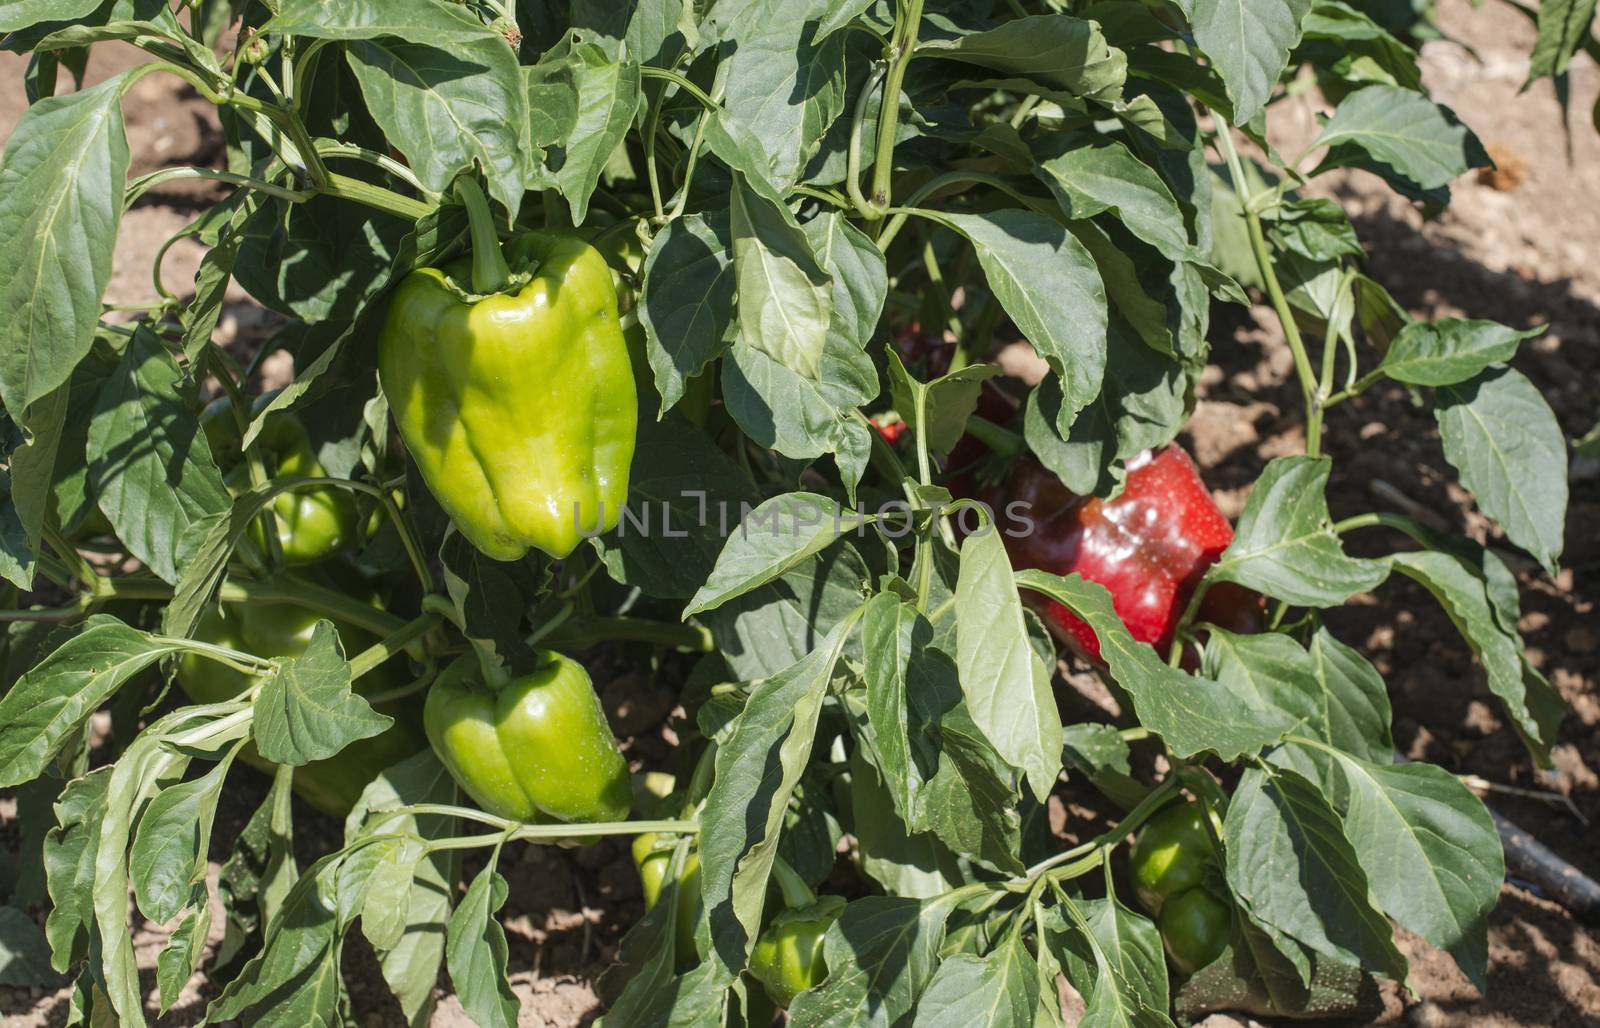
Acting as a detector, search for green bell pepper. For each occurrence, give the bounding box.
[748,895,845,1008]
[202,395,358,566]
[377,182,637,560]
[632,832,703,966]
[423,651,632,824]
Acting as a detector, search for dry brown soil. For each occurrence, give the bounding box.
[2,0,1598,1024]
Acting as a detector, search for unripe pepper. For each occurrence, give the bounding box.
[632,833,703,966]
[1129,802,1231,975]
[948,414,1262,661]
[176,595,426,815]
[202,396,359,566]
[378,181,636,560]
[749,895,845,1008]
[423,651,632,824]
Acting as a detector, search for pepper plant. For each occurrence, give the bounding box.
[0,0,1577,1025]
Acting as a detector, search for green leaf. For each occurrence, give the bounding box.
[728,171,833,381]
[1267,197,1364,263]
[593,414,760,599]
[0,616,176,788]
[129,748,237,924]
[918,209,1107,430]
[154,906,207,1011]
[208,846,386,1026]
[1325,753,1500,989]
[701,543,870,681]
[0,906,60,987]
[1015,571,1289,762]
[887,355,1003,457]
[640,212,737,411]
[0,72,129,422]
[1311,85,1487,193]
[234,196,409,322]
[686,493,863,615]
[955,526,1062,803]
[446,856,520,1028]
[1210,455,1389,606]
[86,326,232,584]
[862,595,1023,872]
[42,768,109,972]
[1436,367,1567,574]
[344,749,459,1028]
[268,0,501,45]
[1023,328,1187,498]
[1305,627,1394,762]
[1190,0,1312,125]
[252,621,391,765]
[913,931,1040,1027]
[551,38,643,223]
[786,894,964,1027]
[1034,139,1191,261]
[917,14,1127,103]
[709,0,851,189]
[0,0,101,32]
[1378,318,1541,386]
[698,613,861,977]
[1388,549,1561,763]
[1047,895,1171,1026]
[1225,765,1408,980]
[344,37,535,217]
[1526,0,1598,82]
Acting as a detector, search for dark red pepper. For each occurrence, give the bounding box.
[949,427,1262,662]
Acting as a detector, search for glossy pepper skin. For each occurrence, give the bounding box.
[1129,802,1231,975]
[177,600,426,815]
[632,833,703,966]
[378,232,637,560]
[202,397,359,565]
[423,651,632,824]
[951,437,1263,662]
[749,896,845,1008]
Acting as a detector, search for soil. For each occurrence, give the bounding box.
[2,0,1598,1024]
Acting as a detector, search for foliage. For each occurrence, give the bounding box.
[0,0,1577,1024]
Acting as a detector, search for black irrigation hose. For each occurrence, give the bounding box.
[1492,808,1600,924]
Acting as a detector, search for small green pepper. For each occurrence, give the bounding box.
[1157,886,1231,974]
[1128,801,1222,915]
[423,651,631,824]
[748,896,844,1008]
[632,833,703,966]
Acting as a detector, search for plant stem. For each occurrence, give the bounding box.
[638,66,720,109]
[545,616,715,652]
[348,613,441,680]
[964,415,1024,459]
[454,177,512,296]
[868,0,927,215]
[847,61,888,220]
[315,140,433,197]
[1213,123,1322,455]
[1331,510,1429,539]
[124,166,309,208]
[424,818,701,852]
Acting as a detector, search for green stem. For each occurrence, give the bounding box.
[964,415,1024,460]
[348,613,441,680]
[124,166,309,208]
[638,66,720,110]
[1018,775,1179,881]
[868,0,927,215]
[847,61,888,220]
[875,171,1041,251]
[1325,368,1384,408]
[425,818,700,852]
[456,177,511,293]
[1213,124,1321,453]
[315,140,433,197]
[543,616,714,652]
[1332,511,1428,539]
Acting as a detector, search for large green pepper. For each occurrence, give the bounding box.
[377,189,637,561]
[202,396,359,565]
[423,651,631,824]
[176,598,426,815]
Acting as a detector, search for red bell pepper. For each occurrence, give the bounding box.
[948,419,1261,661]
